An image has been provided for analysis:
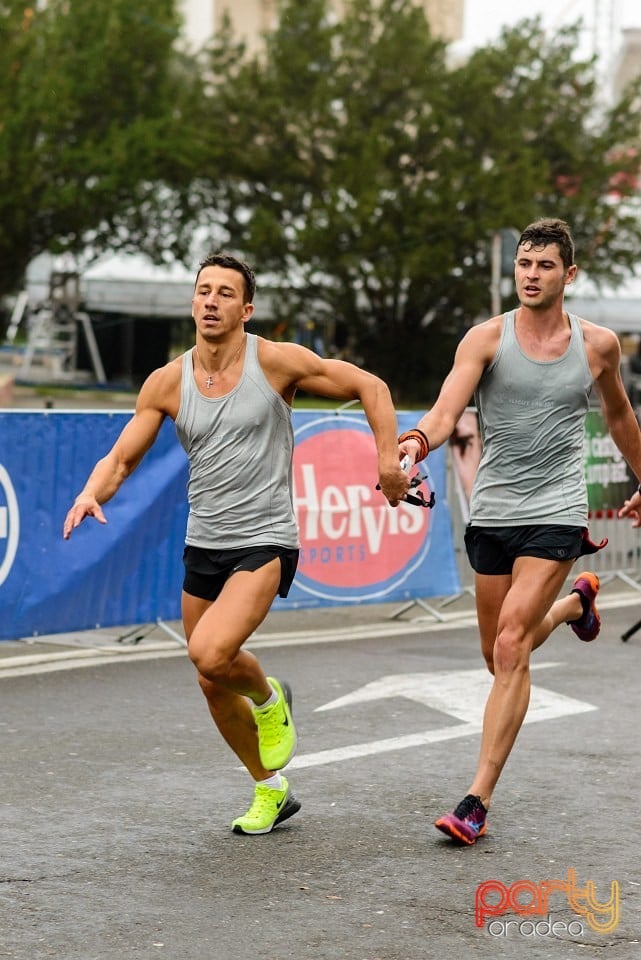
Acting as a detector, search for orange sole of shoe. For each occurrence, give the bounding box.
[434,818,486,845]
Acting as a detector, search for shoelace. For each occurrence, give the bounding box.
[246,785,283,817]
[256,700,285,747]
[454,794,485,820]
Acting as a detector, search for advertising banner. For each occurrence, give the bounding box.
[275,410,460,609]
[0,409,460,641]
[583,409,636,512]
[0,412,189,641]
[448,408,483,524]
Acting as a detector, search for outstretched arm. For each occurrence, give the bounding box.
[301,359,409,505]
[261,340,409,505]
[590,325,641,525]
[63,369,170,539]
[399,321,498,464]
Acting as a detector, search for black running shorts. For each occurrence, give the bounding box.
[464,524,586,576]
[182,544,300,601]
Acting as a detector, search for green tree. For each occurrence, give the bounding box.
[0,0,205,301]
[192,1,641,402]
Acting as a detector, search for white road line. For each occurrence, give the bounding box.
[0,590,637,678]
[289,722,483,769]
[0,647,185,677]
[289,663,596,769]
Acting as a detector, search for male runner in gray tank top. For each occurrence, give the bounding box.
[64,253,409,836]
[400,218,641,845]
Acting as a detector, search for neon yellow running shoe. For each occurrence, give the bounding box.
[254,677,297,771]
[231,777,301,835]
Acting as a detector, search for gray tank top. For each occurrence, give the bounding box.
[469,310,593,526]
[175,333,300,549]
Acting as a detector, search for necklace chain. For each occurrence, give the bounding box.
[195,335,246,389]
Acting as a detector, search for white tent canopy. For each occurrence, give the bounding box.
[26,252,194,319]
[24,252,641,330]
[565,272,641,334]
[81,254,194,317]
[25,251,278,320]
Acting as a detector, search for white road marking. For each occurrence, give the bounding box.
[0,644,185,678]
[288,663,596,769]
[0,588,635,677]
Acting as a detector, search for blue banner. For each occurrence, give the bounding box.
[0,410,460,640]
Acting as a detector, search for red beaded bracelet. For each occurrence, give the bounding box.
[398,428,430,462]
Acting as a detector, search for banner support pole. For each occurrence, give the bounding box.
[155,618,187,647]
[388,598,447,622]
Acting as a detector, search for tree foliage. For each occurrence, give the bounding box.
[0,0,205,301]
[191,0,641,401]
[3,0,641,401]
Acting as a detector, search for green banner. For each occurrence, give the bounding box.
[584,410,635,511]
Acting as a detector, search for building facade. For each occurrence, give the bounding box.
[611,27,641,101]
[180,0,463,53]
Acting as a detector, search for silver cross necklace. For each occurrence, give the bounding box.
[194,335,246,389]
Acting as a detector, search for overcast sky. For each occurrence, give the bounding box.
[462,0,641,62]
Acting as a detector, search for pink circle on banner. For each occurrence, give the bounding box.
[293,427,430,589]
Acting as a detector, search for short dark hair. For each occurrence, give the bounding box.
[517,218,575,269]
[195,252,256,302]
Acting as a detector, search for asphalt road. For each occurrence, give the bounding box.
[1,592,640,960]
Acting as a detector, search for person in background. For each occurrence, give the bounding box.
[399,218,641,845]
[449,409,483,523]
[64,252,409,836]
